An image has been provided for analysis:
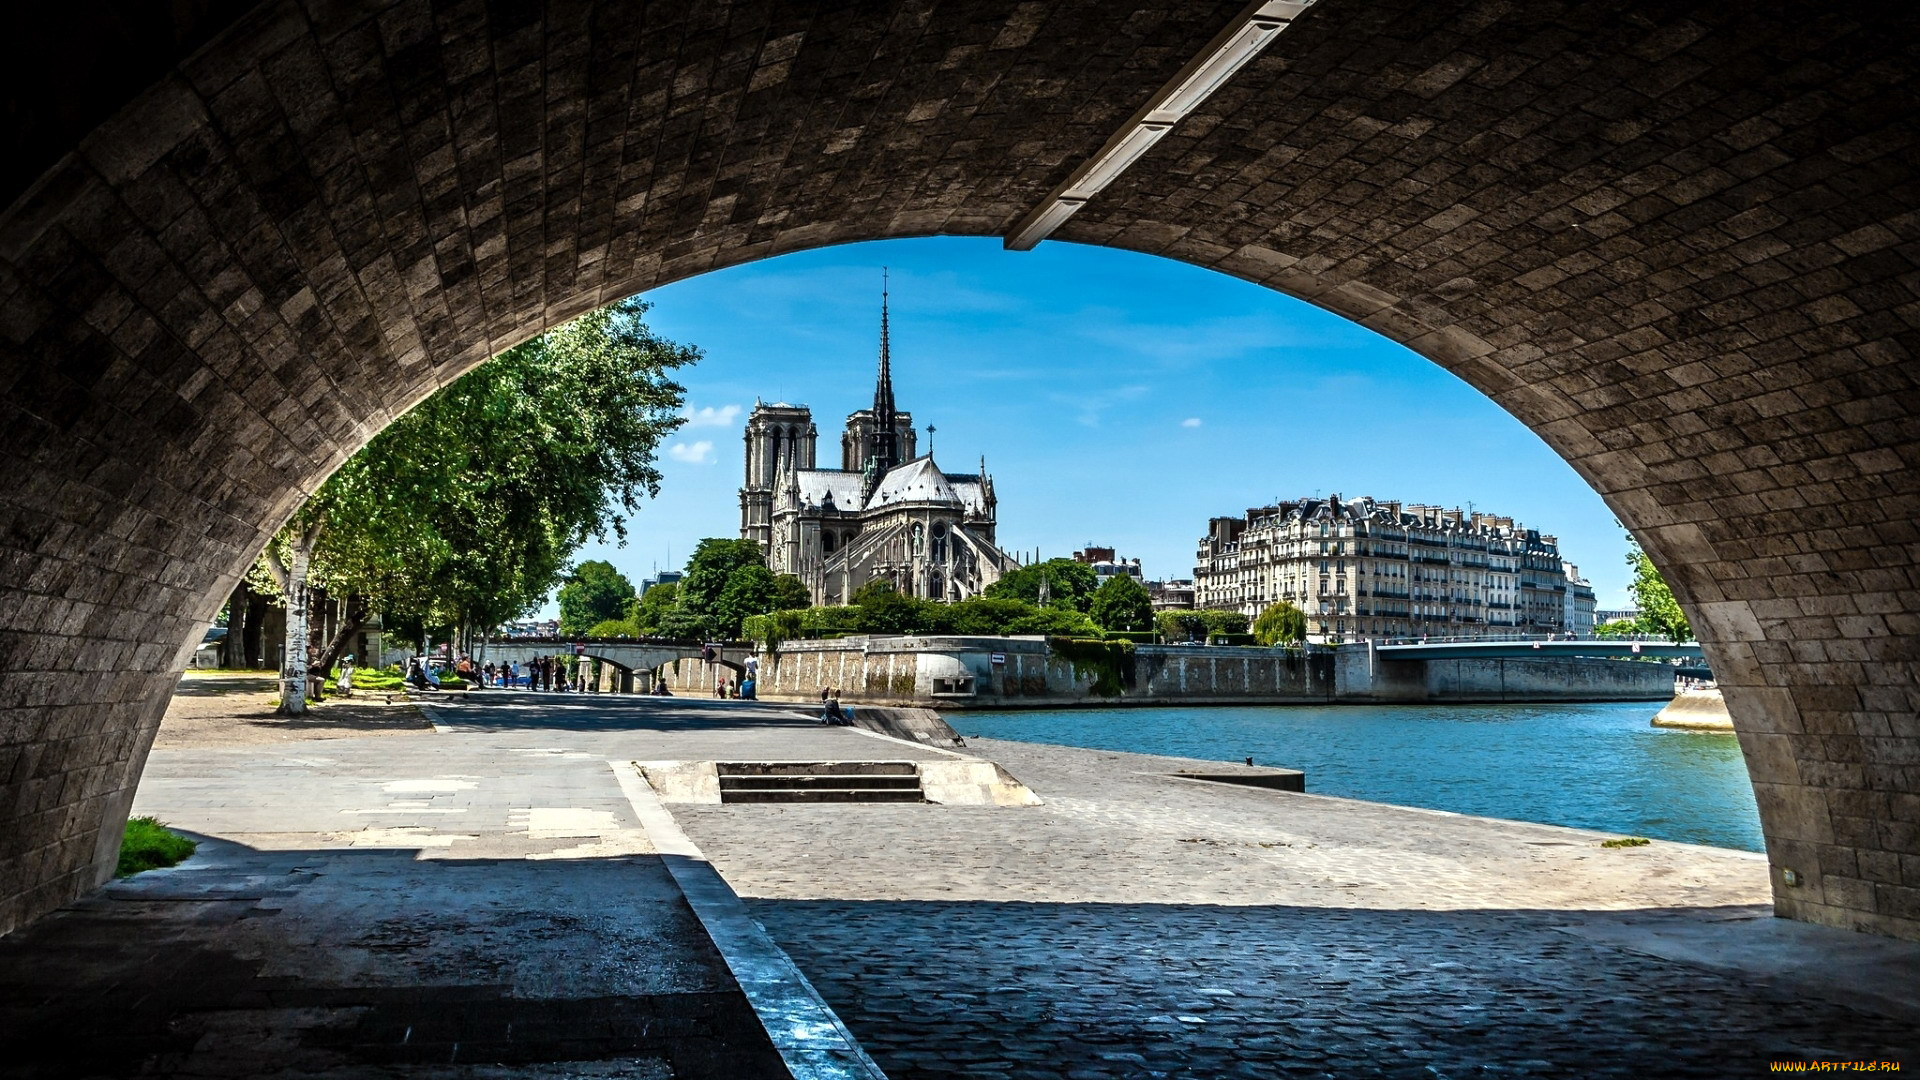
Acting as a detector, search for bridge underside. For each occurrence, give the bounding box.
[0,0,1916,940]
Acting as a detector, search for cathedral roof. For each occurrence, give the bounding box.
[867,456,962,509]
[793,470,865,509]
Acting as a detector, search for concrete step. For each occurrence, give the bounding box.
[721,788,926,804]
[719,774,922,791]
[718,761,918,777]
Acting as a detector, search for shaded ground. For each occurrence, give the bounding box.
[157,672,432,748]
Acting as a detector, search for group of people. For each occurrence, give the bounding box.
[707,651,759,700]
[480,655,581,691]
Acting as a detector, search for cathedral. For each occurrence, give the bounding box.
[739,285,1016,605]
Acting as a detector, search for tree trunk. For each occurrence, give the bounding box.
[315,593,368,676]
[222,582,249,669]
[267,521,325,715]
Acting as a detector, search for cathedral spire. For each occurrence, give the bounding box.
[874,268,896,417]
[867,268,900,477]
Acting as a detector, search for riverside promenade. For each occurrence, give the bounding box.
[1,682,1915,1078]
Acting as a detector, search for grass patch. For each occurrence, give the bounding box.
[334,666,406,690]
[1601,836,1652,848]
[117,816,197,877]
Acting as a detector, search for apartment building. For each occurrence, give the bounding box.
[1192,494,1571,643]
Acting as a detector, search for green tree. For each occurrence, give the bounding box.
[1157,610,1209,642]
[587,617,642,638]
[984,558,1100,611]
[1199,610,1251,636]
[1252,601,1308,647]
[256,296,694,710]
[1627,540,1692,642]
[947,596,1039,635]
[851,580,945,634]
[712,564,779,638]
[770,573,813,612]
[558,560,636,636]
[631,582,679,633]
[679,538,767,623]
[1004,605,1099,636]
[1089,575,1154,633]
[654,608,713,641]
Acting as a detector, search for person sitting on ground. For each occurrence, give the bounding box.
[406,657,438,691]
[336,654,355,696]
[654,676,671,696]
[821,689,850,725]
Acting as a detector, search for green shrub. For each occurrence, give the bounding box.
[1048,636,1135,697]
[117,816,197,877]
[1101,630,1157,644]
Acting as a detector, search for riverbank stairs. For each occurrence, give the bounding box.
[716,761,926,804]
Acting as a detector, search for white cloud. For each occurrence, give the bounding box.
[668,440,715,464]
[682,404,742,428]
[1181,417,1203,428]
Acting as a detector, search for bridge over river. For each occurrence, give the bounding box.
[480,637,755,691]
[1372,638,1704,662]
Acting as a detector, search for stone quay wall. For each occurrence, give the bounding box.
[658,637,1674,708]
[1336,650,1679,704]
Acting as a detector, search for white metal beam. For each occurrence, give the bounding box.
[1005,0,1319,251]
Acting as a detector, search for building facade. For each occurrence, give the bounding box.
[1192,494,1573,643]
[739,287,1016,605]
[1146,579,1196,611]
[1071,545,1144,584]
[1562,561,1597,637]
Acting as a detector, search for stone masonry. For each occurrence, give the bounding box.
[0,0,1916,940]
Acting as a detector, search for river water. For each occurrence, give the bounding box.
[955,702,1764,852]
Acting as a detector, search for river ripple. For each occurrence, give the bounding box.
[956,701,1764,852]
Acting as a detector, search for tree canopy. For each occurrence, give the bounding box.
[558,561,637,637]
[984,558,1100,612]
[262,296,695,646]
[1089,575,1154,633]
[1252,601,1308,647]
[1626,539,1692,642]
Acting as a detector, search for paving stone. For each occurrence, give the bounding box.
[0,0,1918,944]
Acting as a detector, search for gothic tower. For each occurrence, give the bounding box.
[740,401,816,554]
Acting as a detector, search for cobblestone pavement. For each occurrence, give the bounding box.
[0,693,824,1078]
[673,738,1920,1078]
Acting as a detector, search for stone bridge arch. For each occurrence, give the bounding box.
[0,0,1915,939]
[481,639,750,689]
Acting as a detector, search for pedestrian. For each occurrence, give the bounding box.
[715,674,726,699]
[336,654,355,696]
[483,661,496,687]
[821,688,848,725]
[507,661,518,689]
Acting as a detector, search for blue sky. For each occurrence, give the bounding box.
[546,236,1635,613]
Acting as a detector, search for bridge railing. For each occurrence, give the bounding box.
[1371,633,1697,647]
